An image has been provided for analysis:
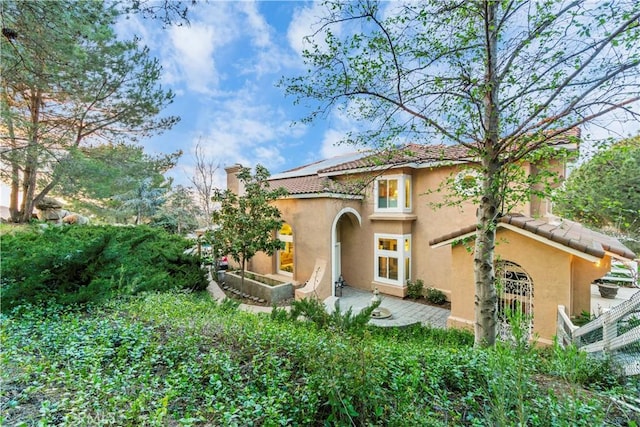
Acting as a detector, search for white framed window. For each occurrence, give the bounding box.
[375,175,412,212]
[374,234,411,286]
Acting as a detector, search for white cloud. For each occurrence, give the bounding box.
[167,24,219,93]
[134,2,360,188]
[287,1,330,57]
[229,2,300,78]
[115,14,154,46]
[320,128,358,158]
[160,2,299,92]
[185,87,302,175]
[240,1,272,48]
[318,107,367,159]
[160,2,245,94]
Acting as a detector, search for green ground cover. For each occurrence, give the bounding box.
[1,292,638,426]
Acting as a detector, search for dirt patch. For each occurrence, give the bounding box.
[404,296,451,310]
[218,281,293,307]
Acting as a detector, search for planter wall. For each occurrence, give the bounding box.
[223,271,293,304]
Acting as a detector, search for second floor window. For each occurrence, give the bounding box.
[375,175,411,212]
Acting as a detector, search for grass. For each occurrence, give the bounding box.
[2,291,639,426]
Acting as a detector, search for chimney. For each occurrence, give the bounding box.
[225,164,245,196]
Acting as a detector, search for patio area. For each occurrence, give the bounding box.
[208,272,638,329]
[590,283,640,316]
[327,285,451,329]
[332,284,639,329]
[206,274,451,328]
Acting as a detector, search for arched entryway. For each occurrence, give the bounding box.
[331,208,362,296]
[496,260,534,341]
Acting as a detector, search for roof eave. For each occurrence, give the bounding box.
[499,223,604,262]
[430,230,477,249]
[429,223,623,263]
[281,192,364,200]
[318,159,474,177]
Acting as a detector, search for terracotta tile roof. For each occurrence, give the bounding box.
[268,144,469,196]
[429,214,636,260]
[317,128,580,175]
[270,127,580,197]
[430,224,478,246]
[269,175,358,196]
[318,144,472,174]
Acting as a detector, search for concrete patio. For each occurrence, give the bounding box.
[328,285,450,329]
[590,283,640,316]
[206,274,450,328]
[333,284,639,329]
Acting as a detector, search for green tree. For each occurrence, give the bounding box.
[122,0,194,28]
[54,143,180,222]
[211,165,288,291]
[0,1,179,223]
[283,0,640,346]
[151,185,201,234]
[555,135,640,251]
[113,177,168,225]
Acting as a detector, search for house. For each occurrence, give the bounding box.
[430,214,636,343]
[224,130,637,344]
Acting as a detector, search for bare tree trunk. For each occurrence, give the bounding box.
[474,0,500,347]
[34,177,60,211]
[189,138,219,225]
[9,164,20,222]
[20,162,37,223]
[474,170,500,346]
[240,255,246,295]
[18,89,42,223]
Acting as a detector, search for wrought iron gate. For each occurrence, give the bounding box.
[496,260,534,341]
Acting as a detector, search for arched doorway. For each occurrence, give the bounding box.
[496,260,534,341]
[331,208,362,296]
[277,223,294,276]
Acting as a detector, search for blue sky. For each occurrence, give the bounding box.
[117,1,358,189]
[1,1,637,210]
[117,1,640,191]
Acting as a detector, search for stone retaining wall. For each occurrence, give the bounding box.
[222,271,293,304]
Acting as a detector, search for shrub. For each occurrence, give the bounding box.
[406,279,424,299]
[572,310,594,326]
[425,287,447,305]
[273,296,380,335]
[542,341,624,389]
[1,225,207,311]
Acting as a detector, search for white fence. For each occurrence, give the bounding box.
[557,290,640,376]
